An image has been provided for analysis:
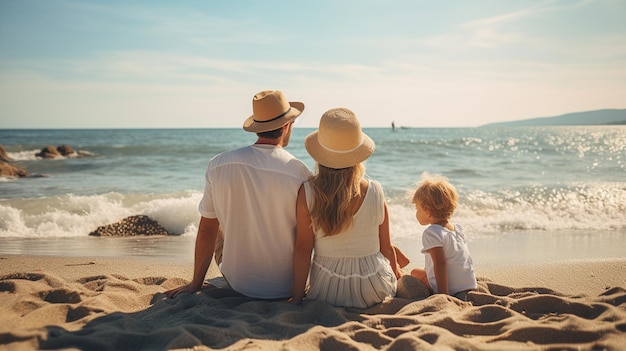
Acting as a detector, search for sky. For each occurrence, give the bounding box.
[1,0,625,129]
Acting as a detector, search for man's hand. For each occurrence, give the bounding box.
[165,217,219,299]
[164,283,200,299]
[287,296,304,305]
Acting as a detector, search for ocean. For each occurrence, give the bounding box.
[1,126,625,268]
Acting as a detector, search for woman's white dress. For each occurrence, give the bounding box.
[303,179,397,308]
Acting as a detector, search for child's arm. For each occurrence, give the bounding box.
[379,203,401,279]
[290,185,314,304]
[428,247,449,294]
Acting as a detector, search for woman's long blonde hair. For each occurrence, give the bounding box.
[308,163,365,236]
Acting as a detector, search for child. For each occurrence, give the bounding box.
[290,107,408,308]
[410,173,477,295]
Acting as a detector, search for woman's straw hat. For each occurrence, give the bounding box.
[305,108,375,169]
[243,90,305,133]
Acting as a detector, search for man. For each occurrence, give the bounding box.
[165,90,312,299]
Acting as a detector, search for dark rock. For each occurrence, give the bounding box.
[0,144,30,178]
[36,146,62,159]
[89,215,170,237]
[0,161,29,178]
[35,144,91,159]
[0,144,11,162]
[56,144,75,156]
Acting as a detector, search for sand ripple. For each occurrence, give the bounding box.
[1,273,625,350]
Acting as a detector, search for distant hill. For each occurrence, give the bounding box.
[484,109,626,127]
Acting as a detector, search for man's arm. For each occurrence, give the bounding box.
[165,216,219,298]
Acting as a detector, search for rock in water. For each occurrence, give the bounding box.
[0,144,30,178]
[0,144,11,162]
[56,144,75,156]
[35,144,81,159]
[89,215,170,237]
[0,161,30,178]
[35,146,62,159]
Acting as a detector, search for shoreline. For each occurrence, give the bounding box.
[2,254,624,296]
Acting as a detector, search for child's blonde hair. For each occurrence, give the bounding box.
[412,173,458,220]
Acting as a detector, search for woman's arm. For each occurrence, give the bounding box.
[379,202,401,279]
[290,185,315,304]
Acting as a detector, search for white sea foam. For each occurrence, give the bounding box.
[6,149,94,161]
[2,183,624,239]
[387,181,626,240]
[6,150,41,161]
[0,191,202,238]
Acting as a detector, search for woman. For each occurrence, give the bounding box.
[290,107,407,308]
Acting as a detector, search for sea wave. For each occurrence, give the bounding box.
[0,191,202,238]
[6,149,95,161]
[388,181,626,239]
[6,149,42,161]
[2,182,624,239]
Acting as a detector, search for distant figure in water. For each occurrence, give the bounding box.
[409,173,477,296]
[391,121,396,131]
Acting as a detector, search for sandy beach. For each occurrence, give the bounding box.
[1,255,625,350]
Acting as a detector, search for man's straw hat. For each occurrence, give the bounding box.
[243,90,304,133]
[305,108,375,169]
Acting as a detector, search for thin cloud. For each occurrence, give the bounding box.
[460,0,596,48]
[1,0,624,128]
